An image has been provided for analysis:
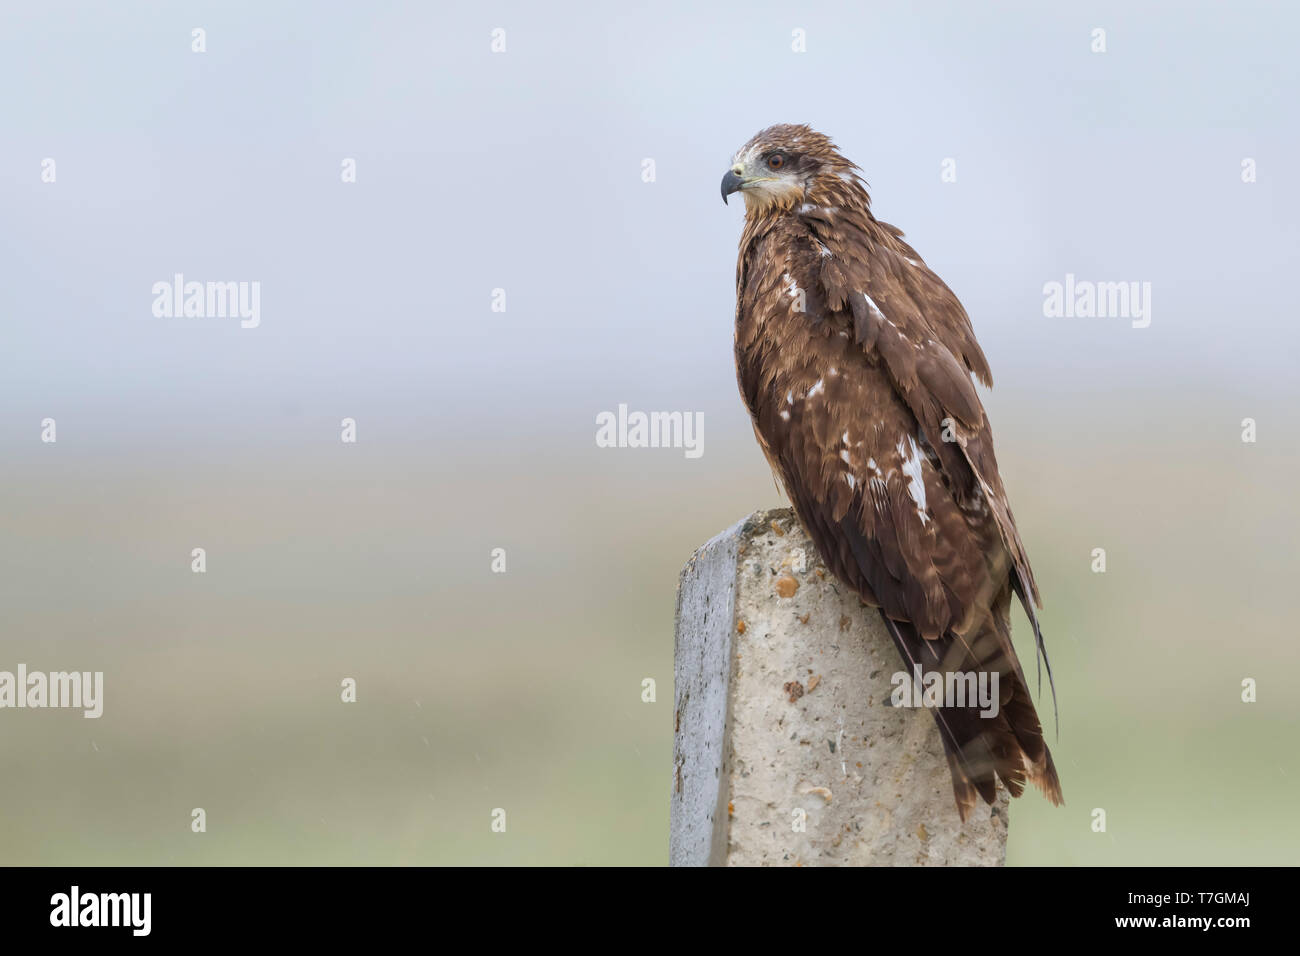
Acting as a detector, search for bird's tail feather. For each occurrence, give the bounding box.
[880,611,1063,820]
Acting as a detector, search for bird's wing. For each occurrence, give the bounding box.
[801,210,1054,704]
[736,224,1005,640]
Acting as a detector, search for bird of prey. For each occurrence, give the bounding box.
[721,124,1062,820]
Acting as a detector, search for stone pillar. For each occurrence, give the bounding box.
[671,508,1008,866]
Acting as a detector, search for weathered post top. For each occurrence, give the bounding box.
[671,508,1009,866]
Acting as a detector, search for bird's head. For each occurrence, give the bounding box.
[721,124,859,214]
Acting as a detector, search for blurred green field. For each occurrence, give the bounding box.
[2,390,1297,865]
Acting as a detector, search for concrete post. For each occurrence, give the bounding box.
[671,508,1009,866]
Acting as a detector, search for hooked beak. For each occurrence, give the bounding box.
[720,168,746,205]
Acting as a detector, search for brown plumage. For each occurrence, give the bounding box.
[722,124,1063,820]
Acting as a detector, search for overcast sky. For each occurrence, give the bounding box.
[2,0,1296,449]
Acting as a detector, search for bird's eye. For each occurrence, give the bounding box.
[767,153,786,171]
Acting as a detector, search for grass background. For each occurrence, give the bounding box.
[3,389,1296,864]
